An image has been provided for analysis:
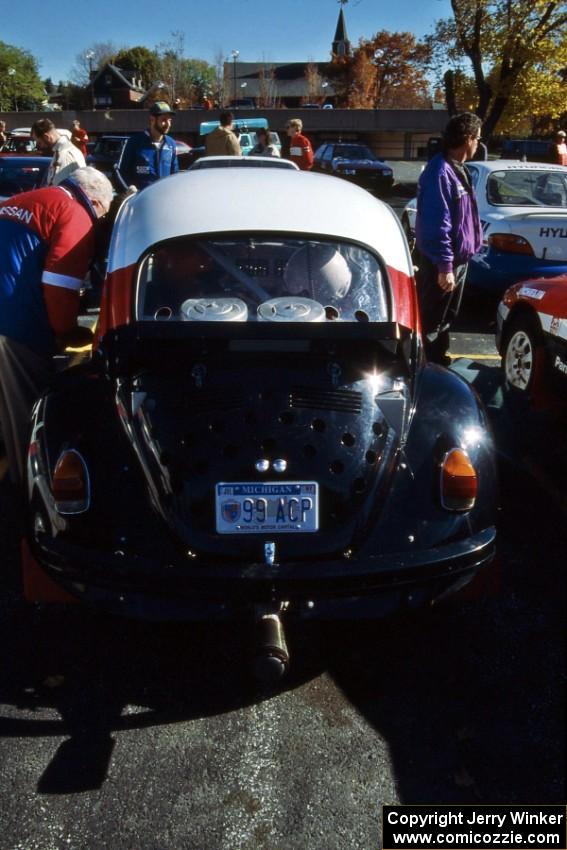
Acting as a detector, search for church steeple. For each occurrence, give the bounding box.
[332,7,351,57]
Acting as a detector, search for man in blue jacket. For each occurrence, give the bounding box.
[119,102,179,191]
[415,112,483,365]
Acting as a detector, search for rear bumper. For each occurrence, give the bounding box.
[26,527,497,620]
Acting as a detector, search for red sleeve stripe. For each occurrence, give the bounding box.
[41,270,84,291]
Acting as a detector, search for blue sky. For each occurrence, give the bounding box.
[7,0,453,84]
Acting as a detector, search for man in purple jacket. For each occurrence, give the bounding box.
[415,112,483,365]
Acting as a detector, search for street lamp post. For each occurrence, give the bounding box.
[85,50,95,110]
[372,48,385,108]
[7,68,17,112]
[231,49,239,106]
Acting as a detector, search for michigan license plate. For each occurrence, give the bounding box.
[215,482,319,534]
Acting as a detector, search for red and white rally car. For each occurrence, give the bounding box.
[497,276,567,408]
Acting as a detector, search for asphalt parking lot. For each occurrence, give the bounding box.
[0,180,564,850]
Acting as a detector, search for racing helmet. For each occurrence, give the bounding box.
[284,244,352,301]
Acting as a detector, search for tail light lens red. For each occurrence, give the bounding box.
[441,448,478,511]
[489,233,534,255]
[51,450,90,514]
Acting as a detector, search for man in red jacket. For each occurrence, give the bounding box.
[70,120,89,157]
[286,119,314,170]
[548,130,567,166]
[0,166,113,486]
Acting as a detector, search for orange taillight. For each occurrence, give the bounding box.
[52,450,90,514]
[489,233,534,255]
[441,448,477,511]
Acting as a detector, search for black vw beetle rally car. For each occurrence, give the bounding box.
[24,168,497,675]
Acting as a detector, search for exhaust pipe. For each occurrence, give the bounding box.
[254,613,289,682]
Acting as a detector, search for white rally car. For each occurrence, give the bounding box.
[402,160,567,296]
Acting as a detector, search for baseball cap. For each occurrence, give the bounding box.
[149,101,175,116]
[556,130,566,137]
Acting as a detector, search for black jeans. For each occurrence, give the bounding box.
[0,336,52,488]
[415,252,467,363]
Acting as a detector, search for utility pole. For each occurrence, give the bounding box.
[231,49,239,105]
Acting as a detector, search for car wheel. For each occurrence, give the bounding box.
[502,314,544,401]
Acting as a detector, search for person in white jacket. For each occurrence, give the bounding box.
[31,118,86,186]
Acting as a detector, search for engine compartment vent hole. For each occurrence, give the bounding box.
[279,411,295,426]
[341,432,356,447]
[330,460,344,475]
[311,418,326,433]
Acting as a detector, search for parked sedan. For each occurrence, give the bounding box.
[0,156,50,200]
[23,167,497,676]
[312,142,394,195]
[402,160,567,296]
[497,275,567,410]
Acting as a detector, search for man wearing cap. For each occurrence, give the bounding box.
[119,102,179,191]
[548,130,567,166]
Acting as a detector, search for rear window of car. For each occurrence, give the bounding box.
[487,169,567,207]
[93,138,126,157]
[334,146,375,160]
[3,137,36,153]
[136,236,389,324]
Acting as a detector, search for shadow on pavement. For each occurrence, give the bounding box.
[327,443,565,802]
[0,550,328,793]
[0,368,563,802]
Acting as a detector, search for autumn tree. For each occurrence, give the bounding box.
[302,61,324,105]
[429,0,567,136]
[327,31,432,109]
[257,64,278,108]
[156,32,215,107]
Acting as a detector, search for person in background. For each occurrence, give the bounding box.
[0,167,113,487]
[31,118,86,186]
[548,130,567,166]
[285,119,313,170]
[119,102,179,191]
[249,127,280,158]
[0,121,7,149]
[414,112,483,366]
[70,119,89,158]
[205,111,241,156]
[471,139,488,161]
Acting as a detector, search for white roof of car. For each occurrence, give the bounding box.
[189,156,298,170]
[472,159,567,173]
[9,126,72,139]
[108,169,411,275]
